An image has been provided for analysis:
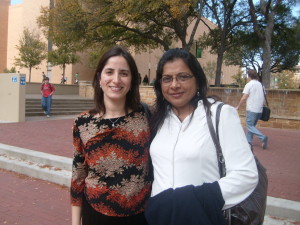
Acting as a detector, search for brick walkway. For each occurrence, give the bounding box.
[0,117,300,224]
[0,168,70,225]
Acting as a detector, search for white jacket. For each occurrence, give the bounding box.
[150,101,258,209]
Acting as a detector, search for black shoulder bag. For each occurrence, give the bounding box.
[206,103,268,225]
[260,84,270,121]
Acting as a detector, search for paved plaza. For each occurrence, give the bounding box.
[0,115,299,224]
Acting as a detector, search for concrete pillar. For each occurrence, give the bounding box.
[0,73,26,122]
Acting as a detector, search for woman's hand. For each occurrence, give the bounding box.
[71,205,82,225]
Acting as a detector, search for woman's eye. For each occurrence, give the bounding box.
[120,72,128,77]
[162,76,172,83]
[179,75,188,80]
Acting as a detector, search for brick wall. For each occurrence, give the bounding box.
[208,88,300,130]
[79,84,300,130]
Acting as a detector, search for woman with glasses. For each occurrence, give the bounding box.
[70,46,152,225]
[145,48,258,225]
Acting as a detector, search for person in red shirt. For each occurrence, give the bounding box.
[40,77,55,117]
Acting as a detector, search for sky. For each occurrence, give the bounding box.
[10,0,23,5]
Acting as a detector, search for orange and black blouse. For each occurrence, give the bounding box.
[70,107,152,217]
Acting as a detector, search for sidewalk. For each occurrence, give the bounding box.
[0,115,300,224]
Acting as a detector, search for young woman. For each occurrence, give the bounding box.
[146,48,258,225]
[71,46,152,225]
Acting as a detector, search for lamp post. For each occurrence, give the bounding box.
[47,0,54,80]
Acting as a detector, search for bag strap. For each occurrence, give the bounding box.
[261,83,269,107]
[206,102,226,177]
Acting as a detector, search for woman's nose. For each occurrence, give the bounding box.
[112,73,121,82]
[170,77,180,88]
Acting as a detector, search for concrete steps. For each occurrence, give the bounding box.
[0,143,72,187]
[26,98,94,117]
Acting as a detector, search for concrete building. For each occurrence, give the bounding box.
[0,0,10,73]
[0,0,239,85]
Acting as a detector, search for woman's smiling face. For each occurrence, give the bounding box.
[161,58,197,113]
[100,56,132,104]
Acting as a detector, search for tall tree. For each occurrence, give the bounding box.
[38,0,204,53]
[48,43,80,81]
[14,28,46,82]
[225,2,300,82]
[199,0,250,86]
[247,0,297,87]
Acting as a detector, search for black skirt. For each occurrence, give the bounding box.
[82,197,148,225]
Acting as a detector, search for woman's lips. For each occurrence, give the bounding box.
[110,86,122,92]
[170,92,183,98]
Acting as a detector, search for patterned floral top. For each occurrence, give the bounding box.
[70,107,152,217]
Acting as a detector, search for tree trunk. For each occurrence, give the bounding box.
[63,64,66,82]
[215,52,224,86]
[262,38,272,88]
[215,30,226,87]
[248,0,277,88]
[261,9,275,88]
[29,67,32,82]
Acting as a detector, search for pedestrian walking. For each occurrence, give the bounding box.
[70,46,152,225]
[40,77,55,118]
[42,72,46,81]
[236,69,269,149]
[74,72,79,84]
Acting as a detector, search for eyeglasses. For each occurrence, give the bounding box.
[161,73,194,85]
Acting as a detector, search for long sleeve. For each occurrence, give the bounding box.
[217,104,258,209]
[70,119,87,206]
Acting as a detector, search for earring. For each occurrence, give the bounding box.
[197,91,200,97]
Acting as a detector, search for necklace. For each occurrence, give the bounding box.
[108,117,120,127]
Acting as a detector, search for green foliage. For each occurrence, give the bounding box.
[224,18,300,75]
[247,0,298,88]
[231,70,247,88]
[3,67,16,73]
[37,0,202,54]
[14,28,46,82]
[275,71,298,89]
[48,43,80,76]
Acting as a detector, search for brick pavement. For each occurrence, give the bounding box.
[0,168,70,225]
[0,119,74,158]
[251,127,300,202]
[0,118,299,202]
[0,117,300,224]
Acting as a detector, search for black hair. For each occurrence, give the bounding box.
[151,48,212,135]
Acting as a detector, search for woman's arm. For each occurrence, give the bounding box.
[72,205,82,225]
[217,104,258,209]
[71,118,87,223]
